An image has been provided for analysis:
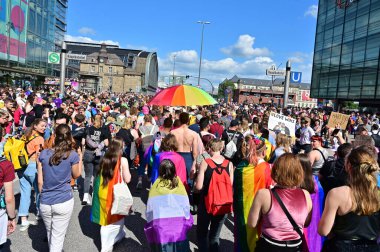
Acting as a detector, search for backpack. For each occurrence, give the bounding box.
[204,159,233,216]
[3,135,39,170]
[371,131,380,148]
[140,126,156,152]
[224,132,237,159]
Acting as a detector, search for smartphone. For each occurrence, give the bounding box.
[332,128,340,136]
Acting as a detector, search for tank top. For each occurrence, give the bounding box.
[261,188,308,241]
[332,211,380,240]
[312,148,328,175]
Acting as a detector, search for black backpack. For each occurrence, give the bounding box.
[371,131,380,148]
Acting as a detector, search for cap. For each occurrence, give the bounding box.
[142,106,149,115]
[196,114,203,121]
[230,119,240,127]
[73,101,79,106]
[114,103,121,109]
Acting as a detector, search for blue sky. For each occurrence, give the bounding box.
[66,0,318,91]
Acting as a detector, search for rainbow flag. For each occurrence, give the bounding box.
[144,177,193,251]
[304,175,325,252]
[233,160,272,252]
[91,159,124,226]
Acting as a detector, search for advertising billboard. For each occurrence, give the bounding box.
[0,0,28,64]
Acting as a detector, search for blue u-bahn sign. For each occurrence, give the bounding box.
[290,72,302,83]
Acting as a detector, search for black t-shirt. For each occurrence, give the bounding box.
[85,125,111,150]
[116,128,134,148]
[33,104,44,118]
[319,158,347,195]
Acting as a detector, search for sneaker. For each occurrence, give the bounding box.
[20,220,37,232]
[82,193,90,205]
[136,181,142,189]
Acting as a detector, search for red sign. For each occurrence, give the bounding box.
[301,91,312,101]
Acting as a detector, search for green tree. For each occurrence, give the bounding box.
[218,80,235,98]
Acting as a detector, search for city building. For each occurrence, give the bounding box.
[311,0,380,107]
[0,0,68,86]
[224,75,317,108]
[65,42,158,93]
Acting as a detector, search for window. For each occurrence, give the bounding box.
[109,67,113,73]
[91,66,95,72]
[99,66,103,73]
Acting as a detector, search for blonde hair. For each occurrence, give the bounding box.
[346,147,380,215]
[93,114,103,128]
[241,118,249,132]
[207,139,224,153]
[276,133,290,152]
[122,117,133,130]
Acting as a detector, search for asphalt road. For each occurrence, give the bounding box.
[3,169,234,252]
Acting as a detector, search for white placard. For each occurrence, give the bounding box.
[268,112,296,137]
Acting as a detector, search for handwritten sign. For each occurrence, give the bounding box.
[327,112,350,129]
[268,112,296,136]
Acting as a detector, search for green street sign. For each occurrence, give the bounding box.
[48,52,60,64]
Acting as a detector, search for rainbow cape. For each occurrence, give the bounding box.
[304,175,325,252]
[144,177,193,252]
[91,159,124,226]
[233,160,272,252]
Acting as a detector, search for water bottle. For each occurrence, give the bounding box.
[18,151,27,168]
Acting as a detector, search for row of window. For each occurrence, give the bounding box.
[90,66,114,73]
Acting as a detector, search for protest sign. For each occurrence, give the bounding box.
[327,112,350,129]
[268,112,296,136]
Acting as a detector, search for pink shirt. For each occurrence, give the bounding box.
[261,188,308,241]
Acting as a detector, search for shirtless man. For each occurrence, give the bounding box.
[171,112,199,185]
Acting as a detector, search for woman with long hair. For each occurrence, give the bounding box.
[318,147,380,252]
[145,159,193,251]
[233,136,273,252]
[19,118,46,231]
[83,114,111,205]
[92,137,131,252]
[37,124,82,251]
[248,153,312,252]
[272,133,291,162]
[298,154,324,252]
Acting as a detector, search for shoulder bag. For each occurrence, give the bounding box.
[272,188,310,252]
[111,158,133,215]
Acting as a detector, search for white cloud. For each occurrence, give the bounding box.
[221,35,271,58]
[158,50,276,91]
[169,50,198,63]
[289,52,314,82]
[305,5,318,18]
[64,35,120,46]
[78,27,96,35]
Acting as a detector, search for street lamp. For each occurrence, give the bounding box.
[172,54,177,86]
[197,21,210,88]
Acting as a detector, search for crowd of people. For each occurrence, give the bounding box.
[0,85,379,252]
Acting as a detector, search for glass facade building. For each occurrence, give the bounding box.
[311,0,380,104]
[0,0,68,84]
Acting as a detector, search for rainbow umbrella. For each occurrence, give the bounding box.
[147,85,217,106]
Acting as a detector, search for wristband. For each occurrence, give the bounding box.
[8,215,16,221]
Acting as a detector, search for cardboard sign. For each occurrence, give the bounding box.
[327,112,350,129]
[268,112,296,137]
